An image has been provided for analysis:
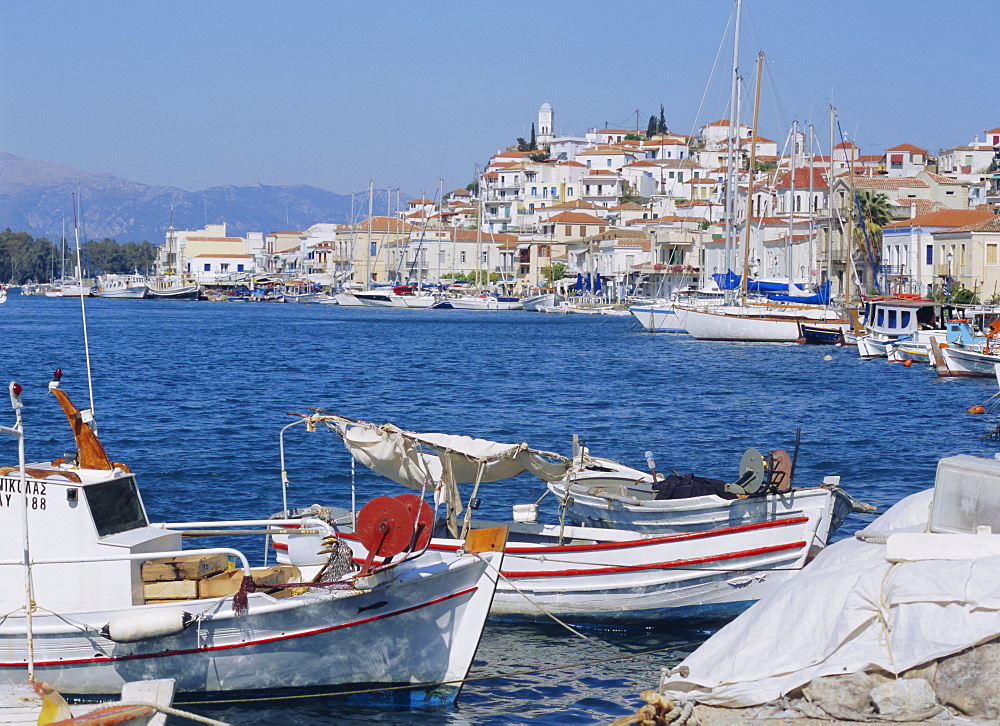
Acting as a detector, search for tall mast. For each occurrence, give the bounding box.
[807,124,815,292]
[365,180,374,289]
[740,51,764,305]
[827,104,836,294]
[724,0,743,303]
[786,120,798,285]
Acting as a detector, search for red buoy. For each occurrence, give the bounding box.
[968,405,987,414]
[903,359,913,368]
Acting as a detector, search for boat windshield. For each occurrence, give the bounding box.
[84,476,147,536]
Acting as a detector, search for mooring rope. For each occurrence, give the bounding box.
[172,640,703,707]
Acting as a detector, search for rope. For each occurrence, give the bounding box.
[483,557,694,667]
[129,702,230,725]
[173,640,703,707]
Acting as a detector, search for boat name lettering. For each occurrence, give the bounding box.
[0,478,48,509]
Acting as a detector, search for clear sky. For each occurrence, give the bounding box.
[2,1,994,198]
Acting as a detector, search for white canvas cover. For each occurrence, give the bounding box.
[331,418,570,534]
[663,488,1000,707]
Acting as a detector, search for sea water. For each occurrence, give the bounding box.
[1,294,997,724]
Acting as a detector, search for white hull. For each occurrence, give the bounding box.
[629,305,689,332]
[332,292,363,306]
[450,297,524,311]
[0,550,497,700]
[278,517,820,625]
[399,294,436,308]
[148,285,201,300]
[939,345,1000,377]
[681,306,845,342]
[521,293,563,312]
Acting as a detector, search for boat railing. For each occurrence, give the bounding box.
[0,547,254,580]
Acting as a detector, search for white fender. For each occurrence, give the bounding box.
[101,609,193,643]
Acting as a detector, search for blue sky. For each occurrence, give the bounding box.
[2,1,994,198]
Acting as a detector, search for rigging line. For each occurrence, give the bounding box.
[173,641,704,707]
[686,3,736,143]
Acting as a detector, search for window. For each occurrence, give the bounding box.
[961,244,967,267]
[220,263,229,273]
[694,172,700,178]
[531,186,537,196]
[204,263,211,272]
[439,250,445,263]
[678,172,684,182]
[888,309,897,329]
[563,226,571,236]
[586,160,592,167]
[926,245,933,265]
[529,203,535,212]
[890,154,903,169]
[579,226,586,236]
[567,187,574,196]
[237,264,244,272]
[669,172,675,179]
[901,311,911,329]
[460,251,467,263]
[988,244,998,266]
[370,242,377,256]
[551,186,557,197]
[542,187,548,198]
[606,159,612,167]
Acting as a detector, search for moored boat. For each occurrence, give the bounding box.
[96,274,149,299]
[0,373,502,703]
[269,414,854,625]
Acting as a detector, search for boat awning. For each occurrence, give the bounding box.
[314,414,570,535]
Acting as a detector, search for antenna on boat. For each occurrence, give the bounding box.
[1,381,36,681]
[73,190,98,432]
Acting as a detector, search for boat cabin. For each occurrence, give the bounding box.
[0,462,180,611]
[862,298,940,338]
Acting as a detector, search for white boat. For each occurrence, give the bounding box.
[681,304,848,342]
[330,291,363,306]
[0,375,502,703]
[96,274,149,299]
[0,286,6,304]
[1,678,176,725]
[47,279,94,297]
[271,414,848,625]
[628,304,689,332]
[449,295,523,311]
[937,344,1000,377]
[520,292,564,312]
[546,447,859,538]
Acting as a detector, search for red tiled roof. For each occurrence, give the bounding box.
[884,209,994,229]
[547,211,606,224]
[886,143,928,154]
[932,215,1000,235]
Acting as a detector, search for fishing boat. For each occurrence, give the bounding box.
[545,443,862,536]
[520,292,564,312]
[798,321,847,345]
[270,414,851,625]
[281,280,325,304]
[96,274,149,299]
[449,294,523,311]
[0,373,502,703]
[931,319,1000,377]
[147,279,201,300]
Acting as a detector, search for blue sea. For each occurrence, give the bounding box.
[2,294,998,724]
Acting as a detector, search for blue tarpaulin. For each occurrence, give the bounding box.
[767,280,832,305]
[711,270,741,290]
[575,273,583,296]
[595,274,602,294]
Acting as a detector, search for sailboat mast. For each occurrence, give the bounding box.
[787,120,798,285]
[807,124,815,292]
[740,51,764,305]
[827,104,836,295]
[724,0,743,303]
[365,180,374,289]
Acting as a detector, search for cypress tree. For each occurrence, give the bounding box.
[530,123,537,150]
[646,115,657,138]
[658,104,667,134]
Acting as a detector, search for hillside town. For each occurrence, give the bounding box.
[150,103,1000,304]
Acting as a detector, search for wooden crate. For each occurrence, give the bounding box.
[141,553,229,582]
[197,565,301,599]
[142,579,198,601]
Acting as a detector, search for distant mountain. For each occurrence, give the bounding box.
[0,152,397,243]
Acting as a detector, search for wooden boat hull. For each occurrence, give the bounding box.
[148,286,201,300]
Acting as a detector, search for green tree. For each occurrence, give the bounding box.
[646,115,657,138]
[852,189,892,267]
[527,150,549,163]
[529,123,537,151]
[0,230,57,284]
[658,104,667,134]
[541,262,566,287]
[620,181,642,204]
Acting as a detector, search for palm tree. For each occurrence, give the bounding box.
[852,189,892,290]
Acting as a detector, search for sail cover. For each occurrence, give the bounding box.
[328,417,570,534]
